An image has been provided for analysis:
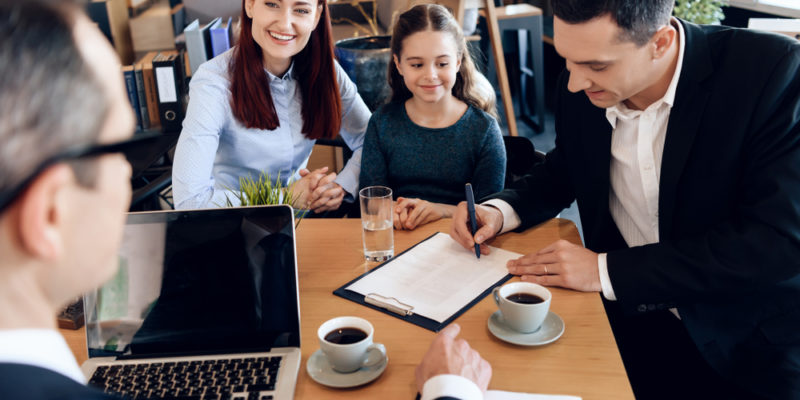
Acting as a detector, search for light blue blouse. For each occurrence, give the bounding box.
[172,49,370,210]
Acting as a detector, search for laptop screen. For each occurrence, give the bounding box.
[84,206,301,359]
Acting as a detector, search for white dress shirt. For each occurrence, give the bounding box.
[0,329,85,384]
[422,374,483,400]
[487,18,686,303]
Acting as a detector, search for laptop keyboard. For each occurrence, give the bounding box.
[88,356,282,400]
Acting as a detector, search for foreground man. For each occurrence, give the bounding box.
[0,2,490,399]
[0,0,136,398]
[452,0,800,398]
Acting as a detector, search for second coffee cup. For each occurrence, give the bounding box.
[317,316,386,373]
[493,281,552,333]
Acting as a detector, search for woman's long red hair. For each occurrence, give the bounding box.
[229,0,341,140]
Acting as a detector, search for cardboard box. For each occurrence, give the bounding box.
[89,0,134,64]
[130,0,178,52]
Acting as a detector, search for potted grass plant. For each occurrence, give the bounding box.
[674,0,726,25]
[224,172,309,223]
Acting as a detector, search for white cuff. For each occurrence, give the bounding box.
[482,199,521,234]
[421,374,483,400]
[598,253,617,301]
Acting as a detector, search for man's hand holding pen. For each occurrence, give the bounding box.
[450,202,602,293]
[450,202,503,256]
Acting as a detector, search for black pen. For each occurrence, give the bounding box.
[465,183,481,259]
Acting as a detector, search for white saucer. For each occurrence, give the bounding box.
[306,349,388,388]
[488,310,565,346]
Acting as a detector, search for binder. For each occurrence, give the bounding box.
[184,17,221,75]
[333,233,513,332]
[171,3,186,36]
[152,51,184,133]
[133,63,150,130]
[121,65,142,131]
[203,17,221,62]
[210,16,233,57]
[137,51,161,128]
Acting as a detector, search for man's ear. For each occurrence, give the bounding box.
[651,24,676,60]
[15,164,74,261]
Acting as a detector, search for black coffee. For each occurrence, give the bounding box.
[324,327,368,344]
[506,292,544,304]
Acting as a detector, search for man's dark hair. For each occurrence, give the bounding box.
[0,0,110,194]
[551,0,674,46]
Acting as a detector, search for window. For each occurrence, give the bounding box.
[728,0,800,18]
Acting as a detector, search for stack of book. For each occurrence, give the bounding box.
[121,50,187,133]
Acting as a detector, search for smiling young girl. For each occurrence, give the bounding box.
[172,0,370,212]
[358,4,506,230]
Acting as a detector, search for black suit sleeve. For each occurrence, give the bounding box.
[0,363,119,399]
[609,44,800,308]
[485,72,577,230]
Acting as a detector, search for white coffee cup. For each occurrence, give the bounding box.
[317,316,387,373]
[493,282,552,333]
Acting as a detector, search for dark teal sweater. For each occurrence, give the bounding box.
[359,101,506,204]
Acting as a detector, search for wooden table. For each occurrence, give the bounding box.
[62,218,633,399]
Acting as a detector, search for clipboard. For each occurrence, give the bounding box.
[333,233,513,332]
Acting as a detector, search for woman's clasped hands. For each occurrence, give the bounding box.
[293,167,345,213]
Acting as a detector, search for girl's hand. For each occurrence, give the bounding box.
[393,197,454,230]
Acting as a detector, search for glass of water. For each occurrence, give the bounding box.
[359,186,394,262]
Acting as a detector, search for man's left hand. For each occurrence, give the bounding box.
[506,240,601,292]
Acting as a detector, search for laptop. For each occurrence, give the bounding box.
[81,205,302,400]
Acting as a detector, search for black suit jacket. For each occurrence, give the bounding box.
[492,21,800,397]
[0,363,117,399]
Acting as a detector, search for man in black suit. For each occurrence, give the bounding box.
[0,0,137,398]
[451,0,800,398]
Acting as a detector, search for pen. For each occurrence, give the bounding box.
[465,183,481,259]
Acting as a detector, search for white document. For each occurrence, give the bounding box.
[487,390,581,400]
[346,232,521,323]
[155,66,177,103]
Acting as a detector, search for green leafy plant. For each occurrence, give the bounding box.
[674,0,726,25]
[224,171,308,223]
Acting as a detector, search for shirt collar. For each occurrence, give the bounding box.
[265,61,295,83]
[0,329,86,384]
[606,17,686,129]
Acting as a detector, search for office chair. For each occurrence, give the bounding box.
[503,135,544,188]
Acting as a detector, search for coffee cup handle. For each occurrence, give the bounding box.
[362,343,387,368]
[493,287,502,306]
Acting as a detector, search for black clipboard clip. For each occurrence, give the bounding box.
[364,293,414,317]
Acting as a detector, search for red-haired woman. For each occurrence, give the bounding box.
[172,0,369,212]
